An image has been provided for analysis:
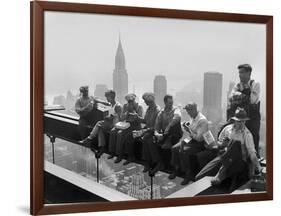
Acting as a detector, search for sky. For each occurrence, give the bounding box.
[44,11,266,113]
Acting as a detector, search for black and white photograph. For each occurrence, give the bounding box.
[43,10,267,204]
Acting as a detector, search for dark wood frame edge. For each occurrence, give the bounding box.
[30,1,273,215]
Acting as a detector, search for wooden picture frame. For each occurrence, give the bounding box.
[31,1,273,215]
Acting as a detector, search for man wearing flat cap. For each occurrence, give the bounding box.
[228,64,261,158]
[108,93,143,164]
[122,92,161,167]
[169,102,216,185]
[196,107,262,186]
[75,86,96,139]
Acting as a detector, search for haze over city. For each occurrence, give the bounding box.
[44,11,266,113]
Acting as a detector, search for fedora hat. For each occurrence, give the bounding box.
[231,107,250,121]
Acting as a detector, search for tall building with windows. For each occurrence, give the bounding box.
[113,36,128,103]
[128,172,146,199]
[142,184,161,200]
[94,84,108,100]
[128,172,161,200]
[202,72,223,127]
[154,75,167,108]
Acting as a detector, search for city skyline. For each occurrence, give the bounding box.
[44,137,185,199]
[44,11,266,114]
[42,10,268,205]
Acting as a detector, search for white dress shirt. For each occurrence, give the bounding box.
[230,79,260,104]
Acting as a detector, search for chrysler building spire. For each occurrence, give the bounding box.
[113,35,128,103]
[115,35,126,70]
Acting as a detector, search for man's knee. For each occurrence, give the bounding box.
[110,128,117,134]
[117,130,123,136]
[172,142,181,151]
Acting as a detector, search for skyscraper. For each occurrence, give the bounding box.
[94,84,108,100]
[142,184,161,200]
[113,36,128,103]
[154,75,167,108]
[202,72,223,126]
[128,172,146,199]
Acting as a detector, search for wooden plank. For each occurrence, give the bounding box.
[231,180,252,195]
[166,176,213,198]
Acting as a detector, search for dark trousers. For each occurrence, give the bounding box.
[246,118,261,158]
[108,124,140,157]
[142,132,162,164]
[171,140,205,175]
[124,132,137,160]
[196,148,218,173]
[78,118,91,139]
[142,132,181,165]
[196,140,248,181]
[220,141,248,178]
[195,155,222,180]
[89,120,113,147]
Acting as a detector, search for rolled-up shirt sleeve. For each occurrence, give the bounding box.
[218,126,227,143]
[191,119,208,142]
[229,84,239,100]
[173,108,181,120]
[166,108,181,130]
[244,131,256,157]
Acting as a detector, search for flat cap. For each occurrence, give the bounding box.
[142,92,155,102]
[184,102,197,111]
[125,93,137,101]
[79,86,89,92]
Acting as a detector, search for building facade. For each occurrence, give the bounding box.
[154,75,167,108]
[202,72,223,129]
[94,84,108,100]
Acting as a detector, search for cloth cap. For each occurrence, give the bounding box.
[184,102,197,111]
[142,92,155,102]
[79,86,89,92]
[125,93,137,102]
[238,64,252,73]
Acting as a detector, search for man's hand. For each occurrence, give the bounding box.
[164,127,170,135]
[155,131,163,141]
[87,101,94,108]
[207,141,218,150]
[189,132,195,139]
[221,137,230,148]
[249,162,262,179]
[256,163,263,175]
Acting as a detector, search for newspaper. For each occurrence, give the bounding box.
[202,130,215,145]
